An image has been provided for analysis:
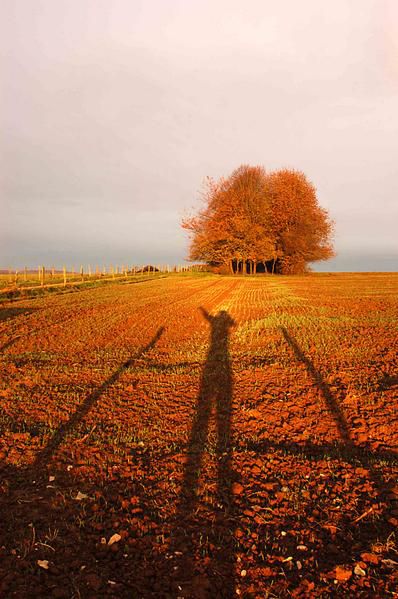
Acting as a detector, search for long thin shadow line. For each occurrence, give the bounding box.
[279,326,395,505]
[280,327,352,444]
[241,439,398,466]
[0,309,37,323]
[35,326,165,467]
[156,439,398,466]
[0,337,20,353]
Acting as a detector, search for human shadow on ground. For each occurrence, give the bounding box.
[0,311,238,597]
[152,322,396,596]
[1,320,397,597]
[163,308,236,597]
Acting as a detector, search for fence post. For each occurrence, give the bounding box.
[24,266,27,282]
[14,269,18,286]
[63,266,67,287]
[41,266,45,286]
[80,265,84,281]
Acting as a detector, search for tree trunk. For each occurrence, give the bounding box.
[243,260,247,275]
[263,261,268,273]
[229,259,234,274]
[272,259,276,274]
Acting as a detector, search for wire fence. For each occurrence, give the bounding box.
[0,263,204,292]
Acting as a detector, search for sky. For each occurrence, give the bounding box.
[1,0,398,271]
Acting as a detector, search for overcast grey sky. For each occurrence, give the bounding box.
[1,0,398,270]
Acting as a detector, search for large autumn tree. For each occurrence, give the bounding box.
[182,165,334,274]
[266,169,335,274]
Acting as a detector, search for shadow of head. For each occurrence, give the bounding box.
[214,310,235,327]
[200,307,235,330]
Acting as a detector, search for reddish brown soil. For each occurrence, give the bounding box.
[0,273,397,598]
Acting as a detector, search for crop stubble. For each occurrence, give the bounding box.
[0,273,397,597]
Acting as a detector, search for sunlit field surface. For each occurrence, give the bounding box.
[1,273,397,598]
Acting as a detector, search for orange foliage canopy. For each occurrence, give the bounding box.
[182,165,334,274]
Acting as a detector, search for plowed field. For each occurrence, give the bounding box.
[0,273,397,598]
